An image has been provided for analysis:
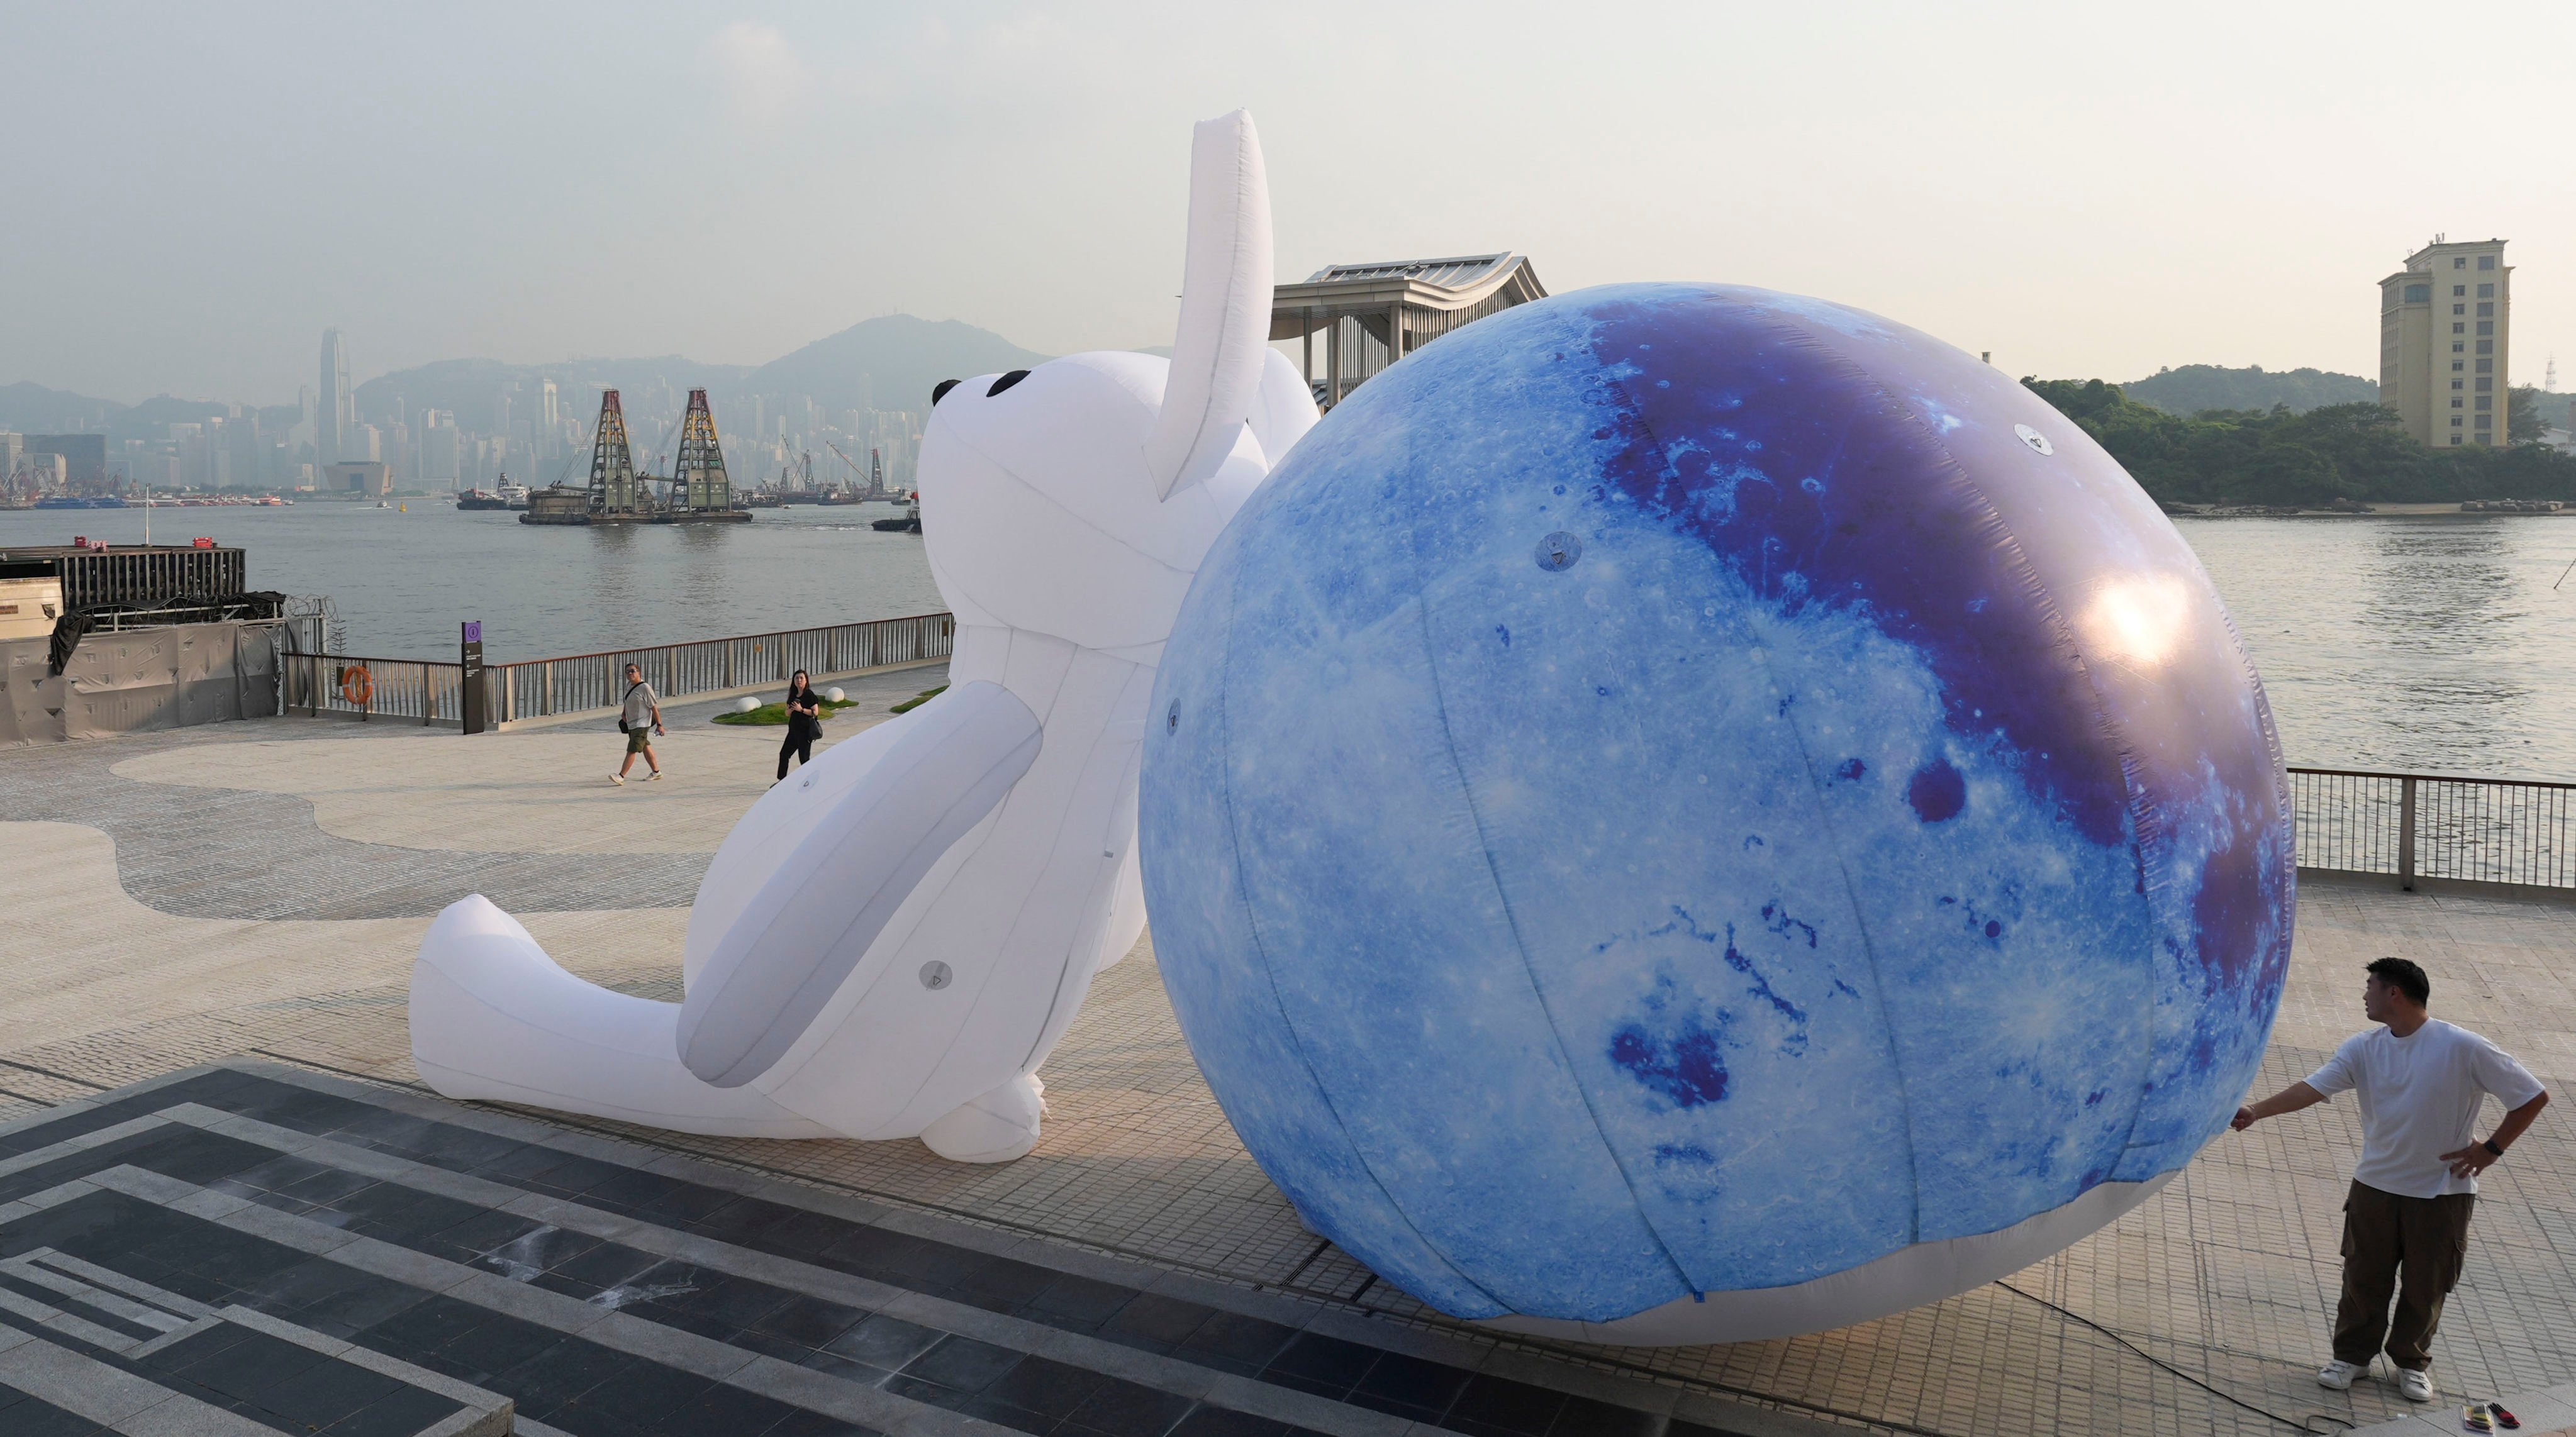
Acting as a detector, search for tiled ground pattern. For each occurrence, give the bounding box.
[0,718,709,920]
[0,708,2569,1436]
[0,662,945,921]
[0,1063,1789,1437]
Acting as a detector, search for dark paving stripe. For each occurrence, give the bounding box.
[0,1267,472,1436]
[0,1382,113,1437]
[0,1069,1741,1437]
[0,1190,857,1437]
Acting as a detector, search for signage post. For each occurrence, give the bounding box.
[460,621,487,735]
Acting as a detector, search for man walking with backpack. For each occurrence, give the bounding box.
[2232,957,2549,1404]
[613,662,664,785]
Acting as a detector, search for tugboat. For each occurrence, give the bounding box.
[871,496,923,534]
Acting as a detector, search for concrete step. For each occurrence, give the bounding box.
[0,1062,1827,1437]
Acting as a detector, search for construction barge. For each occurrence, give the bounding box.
[522,388,753,526]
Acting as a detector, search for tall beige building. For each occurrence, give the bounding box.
[2379,237,2511,447]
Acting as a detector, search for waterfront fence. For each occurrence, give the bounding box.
[2288,766,2576,892]
[268,640,2576,897]
[282,612,953,729]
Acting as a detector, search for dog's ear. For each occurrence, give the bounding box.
[1146,109,1273,502]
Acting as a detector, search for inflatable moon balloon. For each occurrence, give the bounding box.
[1139,282,2293,1342]
[409,109,1315,1162]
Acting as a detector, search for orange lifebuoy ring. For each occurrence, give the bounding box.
[341,665,374,706]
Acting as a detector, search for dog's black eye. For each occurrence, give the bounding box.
[932,379,961,405]
[986,369,1030,397]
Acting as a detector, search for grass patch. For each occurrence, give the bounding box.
[711,697,862,726]
[889,685,948,714]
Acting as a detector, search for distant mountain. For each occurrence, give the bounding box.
[344,316,1045,435]
[0,380,123,434]
[2121,365,2378,416]
[355,355,757,435]
[750,315,1047,413]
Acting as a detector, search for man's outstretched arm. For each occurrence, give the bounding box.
[2232,1081,2328,1131]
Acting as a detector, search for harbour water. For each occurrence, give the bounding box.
[0,501,944,665]
[5,505,2572,779]
[2179,516,2576,780]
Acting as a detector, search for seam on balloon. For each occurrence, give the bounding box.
[842,673,1066,1128]
[1208,520,1503,1316]
[728,697,1040,1092]
[1395,396,1697,1305]
[1529,317,1900,1282]
[1854,350,2165,1184]
[2221,599,2297,1033]
[1012,660,1149,1077]
[1707,438,1932,1253]
[774,801,1010,1119]
[1005,680,1138,1076]
[693,696,977,1019]
[939,419,1200,585]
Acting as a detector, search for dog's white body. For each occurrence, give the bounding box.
[408,111,1312,1160]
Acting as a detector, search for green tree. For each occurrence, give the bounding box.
[2022,378,2576,505]
[2508,387,2545,444]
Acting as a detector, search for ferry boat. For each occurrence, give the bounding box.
[461,475,532,511]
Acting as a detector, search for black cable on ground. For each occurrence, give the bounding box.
[1995,1280,2356,1434]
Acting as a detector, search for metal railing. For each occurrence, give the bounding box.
[283,653,468,726]
[2289,765,2576,892]
[282,611,954,729]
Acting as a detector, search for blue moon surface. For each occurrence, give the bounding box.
[1137,284,2294,1327]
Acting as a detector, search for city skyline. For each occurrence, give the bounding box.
[5,3,2574,408]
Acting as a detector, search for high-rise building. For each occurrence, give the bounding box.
[421,413,462,489]
[2378,237,2511,448]
[319,328,354,463]
[28,435,109,491]
[226,412,262,490]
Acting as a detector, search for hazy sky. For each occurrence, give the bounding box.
[9,1,2574,406]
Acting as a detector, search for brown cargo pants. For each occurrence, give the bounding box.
[2332,1179,2475,1373]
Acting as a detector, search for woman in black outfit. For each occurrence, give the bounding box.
[777,670,823,781]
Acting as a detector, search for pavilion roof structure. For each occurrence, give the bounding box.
[1271,253,1547,408]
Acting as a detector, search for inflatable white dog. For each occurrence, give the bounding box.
[409,110,1314,1161]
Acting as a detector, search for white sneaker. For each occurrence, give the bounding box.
[609,773,625,786]
[647,769,664,781]
[2395,1367,2433,1403]
[2316,1359,2362,1390]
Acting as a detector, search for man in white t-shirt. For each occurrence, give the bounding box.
[612,662,664,785]
[2232,957,2549,1405]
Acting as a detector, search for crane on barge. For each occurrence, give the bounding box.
[521,389,751,525]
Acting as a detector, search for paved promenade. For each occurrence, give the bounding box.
[0,668,2569,1436]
